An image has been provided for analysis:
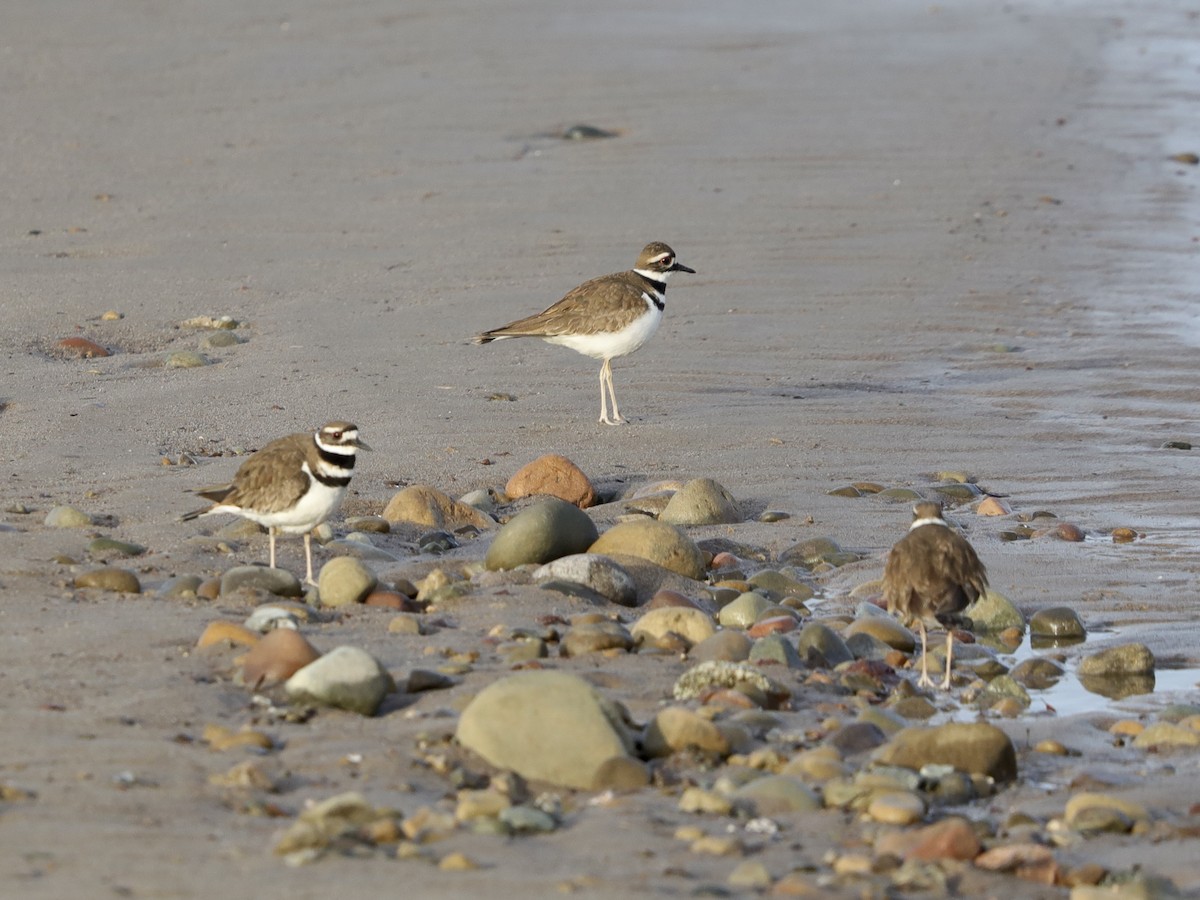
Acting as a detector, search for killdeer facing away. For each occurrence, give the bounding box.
[182,421,370,585]
[473,242,695,425]
[882,500,988,690]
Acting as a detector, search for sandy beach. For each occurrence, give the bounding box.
[3,0,1200,896]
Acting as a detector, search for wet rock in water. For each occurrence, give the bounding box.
[533,554,637,606]
[1078,643,1155,677]
[74,567,141,593]
[242,628,321,688]
[165,350,208,368]
[383,484,494,531]
[687,630,752,663]
[284,646,393,716]
[963,589,1025,633]
[866,790,925,825]
[455,671,636,790]
[1054,522,1086,542]
[748,568,814,602]
[220,566,303,598]
[1009,656,1065,690]
[748,633,804,669]
[560,619,634,657]
[57,336,111,358]
[589,519,705,580]
[844,614,916,652]
[197,620,260,649]
[44,505,93,528]
[795,621,853,667]
[1131,722,1200,750]
[485,498,599,570]
[642,707,731,758]
[976,674,1031,713]
[87,537,145,557]
[1064,792,1149,834]
[631,606,715,649]
[1029,605,1086,641]
[1111,526,1139,543]
[873,722,1018,782]
[317,556,378,607]
[778,536,858,569]
[659,478,741,526]
[876,487,924,502]
[672,660,789,706]
[847,631,895,662]
[718,591,772,628]
[875,816,981,862]
[730,775,820,815]
[505,453,596,508]
[1080,672,1156,701]
[889,695,938,720]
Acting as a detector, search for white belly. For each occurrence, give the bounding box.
[212,480,346,533]
[547,300,661,361]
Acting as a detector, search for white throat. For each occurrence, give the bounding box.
[634,266,671,283]
[909,517,948,531]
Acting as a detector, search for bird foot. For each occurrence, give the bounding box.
[915,673,937,689]
[599,414,628,425]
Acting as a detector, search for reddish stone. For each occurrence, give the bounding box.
[710,551,740,570]
[974,843,1060,884]
[904,817,982,862]
[747,616,798,638]
[505,453,597,508]
[1055,522,1085,542]
[364,590,420,611]
[646,589,705,611]
[241,628,320,689]
[56,337,110,358]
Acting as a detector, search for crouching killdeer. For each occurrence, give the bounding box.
[882,501,988,689]
[182,421,369,585]
[473,242,695,425]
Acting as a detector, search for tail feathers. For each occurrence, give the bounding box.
[181,483,234,521]
[180,505,210,522]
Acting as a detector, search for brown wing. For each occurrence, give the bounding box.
[476,274,647,340]
[883,530,988,622]
[185,432,311,516]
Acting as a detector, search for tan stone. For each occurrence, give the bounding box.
[505,453,597,508]
[197,620,261,649]
[241,628,321,689]
[631,606,716,647]
[382,484,494,530]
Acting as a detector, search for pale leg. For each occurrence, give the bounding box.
[940,632,955,690]
[598,363,611,424]
[915,620,936,688]
[268,527,277,569]
[303,532,317,586]
[599,358,627,425]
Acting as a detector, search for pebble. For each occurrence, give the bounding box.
[382,484,494,531]
[498,804,557,834]
[159,575,203,598]
[1111,526,1139,543]
[672,660,789,707]
[876,816,981,862]
[56,337,110,358]
[1131,722,1200,750]
[1009,656,1065,689]
[747,568,814,601]
[201,330,241,349]
[730,775,820,815]
[642,707,731,758]
[284,646,393,716]
[165,350,208,368]
[592,756,650,792]
[242,628,321,689]
[829,722,888,755]
[846,631,895,662]
[872,722,1018,782]
[220,566,303,598]
[204,725,273,752]
[963,589,1025,633]
[1029,606,1086,640]
[778,536,858,569]
[363,590,418,611]
[44,505,93,528]
[795,622,854,667]
[678,787,734,816]
[843,615,916,651]
[727,861,773,890]
[975,496,1012,516]
[1079,642,1155,677]
[317,556,378,607]
[505,453,597,508]
[197,620,260,649]
[243,606,300,633]
[781,747,850,783]
[1055,522,1086,542]
[455,788,511,823]
[74,567,141,593]
[747,615,798,638]
[437,852,478,871]
[533,554,637,606]
[977,674,1032,712]
[455,671,637,790]
[86,537,145,557]
[485,498,599,570]
[1064,792,1149,833]
[974,843,1060,885]
[718,591,772,628]
[560,620,634,657]
[181,314,238,330]
[659,477,741,525]
[866,790,925,825]
[687,629,752,662]
[588,519,705,580]
[748,633,804,669]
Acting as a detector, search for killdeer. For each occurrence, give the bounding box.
[882,500,988,690]
[182,421,369,585]
[473,242,695,425]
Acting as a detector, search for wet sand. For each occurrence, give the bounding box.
[3,0,1200,896]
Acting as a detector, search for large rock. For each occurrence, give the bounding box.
[642,706,731,758]
[383,484,494,530]
[730,775,820,815]
[1078,643,1155,676]
[242,629,321,688]
[485,499,599,570]
[963,589,1025,633]
[872,722,1018,783]
[589,520,705,580]
[533,554,637,606]
[505,454,597,508]
[631,606,716,648]
[220,565,303,598]
[795,622,854,668]
[284,646,394,716]
[317,556,378,607]
[659,478,741,526]
[455,671,636,790]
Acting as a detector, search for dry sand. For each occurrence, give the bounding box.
[3,0,1200,896]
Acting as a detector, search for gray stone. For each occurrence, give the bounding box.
[87,537,145,557]
[560,620,634,657]
[317,556,378,607]
[1029,606,1086,640]
[1078,643,1156,677]
[963,589,1025,633]
[159,575,203,598]
[284,646,394,716]
[748,633,803,668]
[485,498,599,570]
[588,519,705,580]
[688,630,753,663]
[795,621,854,668]
[748,568,814,602]
[829,722,888,756]
[220,565,303,598]
[44,505,93,528]
[498,805,557,834]
[455,671,636,791]
[1009,656,1065,690]
[730,775,821,815]
[872,722,1018,782]
[844,615,916,651]
[533,554,637,607]
[718,591,772,628]
[659,478,741,526]
[846,631,894,662]
[976,674,1031,711]
[165,350,208,368]
[74,567,141,593]
[779,536,858,569]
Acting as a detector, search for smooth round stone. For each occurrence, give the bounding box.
[873,722,1018,783]
[977,674,1031,711]
[643,707,731,758]
[588,519,704,580]
[485,498,599,570]
[388,614,423,635]
[631,606,716,648]
[455,788,511,823]
[455,671,637,791]
[1055,522,1086,542]
[201,330,241,349]
[876,487,924,502]
[196,620,260,649]
[844,615,916,651]
[748,633,803,669]
[846,631,895,662]
[728,861,773,890]
[795,622,853,668]
[498,805,557,834]
[44,505,93,528]
[659,478,740,526]
[363,590,418,611]
[159,574,203,598]
[562,123,617,140]
[679,787,734,816]
[889,696,938,720]
[963,589,1025,633]
[1065,792,1148,832]
[243,606,300,633]
[220,566,303,598]
[730,775,820,815]
[165,350,208,368]
[87,537,145,557]
[560,620,634,657]
[505,453,597,508]
[778,536,849,569]
[533,554,637,607]
[688,630,752,663]
[829,722,888,756]
[931,482,981,502]
[1131,722,1200,750]
[1009,657,1065,690]
[748,569,814,601]
[345,516,390,534]
[1029,606,1086,640]
[718,591,772,628]
[781,748,850,782]
[646,589,707,611]
[383,484,494,531]
[1078,643,1155,677]
[747,615,798,639]
[458,488,499,513]
[875,816,981,862]
[242,628,321,688]
[867,790,926,825]
[56,337,110,358]
[317,556,378,607]
[74,567,141,593]
[284,645,393,716]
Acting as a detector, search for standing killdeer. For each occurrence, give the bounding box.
[473,242,695,425]
[182,421,370,585]
[882,500,988,689]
